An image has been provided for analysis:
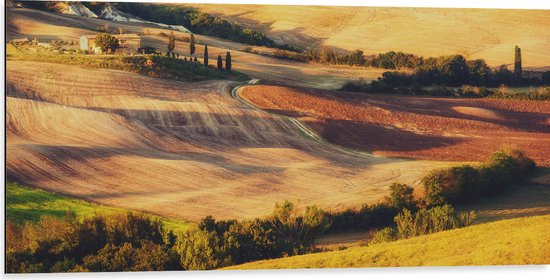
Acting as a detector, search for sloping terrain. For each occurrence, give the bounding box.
[240,85,550,166]
[185,4,550,68]
[228,214,550,269]
[7,7,383,89]
[6,61,448,221]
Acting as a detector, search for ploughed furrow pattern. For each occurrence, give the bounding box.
[7,61,447,220]
[240,85,550,166]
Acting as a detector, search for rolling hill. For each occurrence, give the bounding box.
[227,214,550,269]
[6,60,449,221]
[184,4,550,68]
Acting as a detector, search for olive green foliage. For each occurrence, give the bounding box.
[369,227,397,244]
[423,149,535,206]
[394,205,476,239]
[6,213,179,273]
[386,183,416,210]
[172,201,330,270]
[94,33,119,53]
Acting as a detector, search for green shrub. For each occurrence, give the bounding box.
[386,183,416,210]
[394,205,475,239]
[370,227,397,244]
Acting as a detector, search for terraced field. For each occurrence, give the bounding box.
[6,60,448,221]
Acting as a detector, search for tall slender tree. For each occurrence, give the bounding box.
[189,34,196,56]
[167,32,176,55]
[514,45,522,82]
[217,54,223,71]
[203,44,209,66]
[225,52,232,72]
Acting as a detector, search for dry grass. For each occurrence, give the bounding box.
[6,60,449,221]
[227,214,550,269]
[240,85,550,166]
[185,4,550,68]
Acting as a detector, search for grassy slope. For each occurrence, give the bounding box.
[228,214,550,269]
[6,182,190,233]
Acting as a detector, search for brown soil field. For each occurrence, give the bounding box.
[185,4,550,68]
[6,8,384,89]
[240,85,550,166]
[6,60,452,221]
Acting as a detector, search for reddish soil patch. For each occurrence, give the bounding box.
[241,85,550,166]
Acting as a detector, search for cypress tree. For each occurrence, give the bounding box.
[217,54,223,71]
[204,44,209,66]
[225,51,232,72]
[189,34,196,56]
[514,46,522,82]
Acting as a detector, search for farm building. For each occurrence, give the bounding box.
[80,34,141,54]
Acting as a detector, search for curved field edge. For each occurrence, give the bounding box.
[226,214,550,269]
[6,181,190,234]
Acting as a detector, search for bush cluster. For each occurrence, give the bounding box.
[371,204,476,244]
[423,149,536,206]
[6,201,329,272]
[6,213,179,273]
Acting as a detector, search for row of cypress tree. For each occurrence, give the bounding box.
[168,32,232,72]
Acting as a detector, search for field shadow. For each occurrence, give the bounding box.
[321,119,462,153]
[458,183,550,223]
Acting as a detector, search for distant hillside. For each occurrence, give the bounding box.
[184,4,550,68]
[228,214,550,269]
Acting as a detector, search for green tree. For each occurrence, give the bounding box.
[386,183,416,210]
[269,201,329,254]
[514,46,523,83]
[217,54,223,71]
[225,51,232,72]
[189,34,196,56]
[94,33,119,53]
[203,44,209,66]
[175,228,231,270]
[167,31,176,55]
